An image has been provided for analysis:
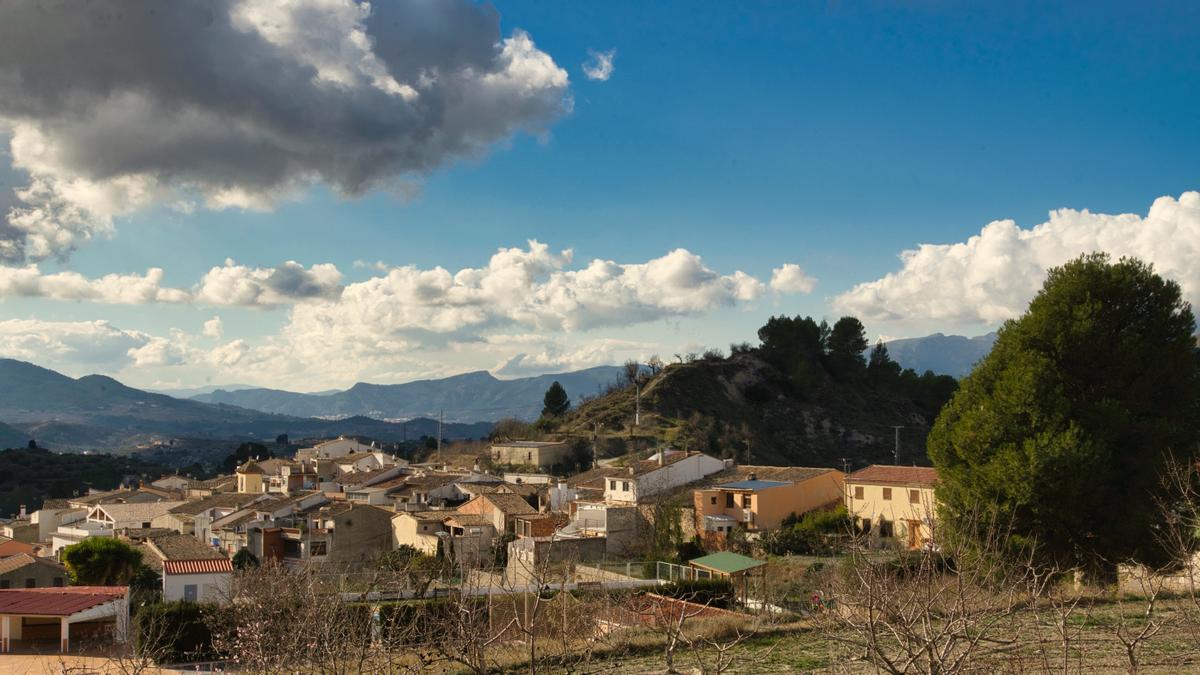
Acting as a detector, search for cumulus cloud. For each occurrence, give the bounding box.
[282,242,771,346]
[202,317,224,339]
[0,319,160,372]
[197,259,344,307]
[582,49,616,81]
[834,191,1200,324]
[0,0,571,261]
[0,265,189,304]
[489,336,654,377]
[769,264,817,294]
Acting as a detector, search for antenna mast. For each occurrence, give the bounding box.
[890,425,904,464]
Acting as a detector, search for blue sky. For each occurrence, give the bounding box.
[0,0,1197,390]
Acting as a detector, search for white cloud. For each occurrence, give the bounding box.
[0,0,571,261]
[489,336,654,377]
[0,319,158,372]
[202,316,224,339]
[582,48,616,82]
[196,259,344,307]
[834,191,1200,325]
[769,263,817,294]
[0,265,189,304]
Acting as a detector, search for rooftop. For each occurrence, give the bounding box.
[0,553,65,576]
[715,479,792,491]
[491,441,566,448]
[163,558,233,575]
[0,586,127,616]
[689,551,767,575]
[846,465,939,487]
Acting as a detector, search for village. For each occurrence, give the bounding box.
[0,432,941,659]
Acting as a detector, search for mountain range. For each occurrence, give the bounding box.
[885,332,997,378]
[0,359,491,452]
[191,366,628,422]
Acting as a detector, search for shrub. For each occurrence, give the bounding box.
[659,578,735,608]
[134,601,217,664]
[763,506,852,556]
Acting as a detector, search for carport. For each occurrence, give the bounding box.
[0,586,128,653]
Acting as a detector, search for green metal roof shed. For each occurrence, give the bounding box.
[688,551,766,576]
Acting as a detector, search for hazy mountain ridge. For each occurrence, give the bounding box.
[192,366,627,421]
[885,332,998,378]
[0,359,491,452]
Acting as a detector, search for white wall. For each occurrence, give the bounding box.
[163,572,232,604]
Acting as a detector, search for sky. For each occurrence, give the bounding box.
[0,0,1197,391]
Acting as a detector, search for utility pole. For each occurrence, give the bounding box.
[437,410,443,461]
[634,379,641,427]
[592,423,599,468]
[891,425,904,464]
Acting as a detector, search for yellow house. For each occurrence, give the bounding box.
[235,460,265,494]
[693,467,844,544]
[844,465,938,549]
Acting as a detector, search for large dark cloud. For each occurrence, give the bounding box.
[0,0,571,261]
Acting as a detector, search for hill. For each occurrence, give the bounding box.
[548,324,958,470]
[0,446,168,517]
[192,366,626,421]
[0,359,492,453]
[885,332,997,377]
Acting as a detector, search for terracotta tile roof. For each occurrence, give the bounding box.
[479,492,537,515]
[846,465,939,487]
[0,586,127,616]
[0,552,65,575]
[168,493,264,515]
[40,499,73,511]
[0,538,37,557]
[566,466,624,489]
[163,558,233,575]
[631,450,691,476]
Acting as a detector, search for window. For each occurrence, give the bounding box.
[725,493,735,508]
[0,580,9,589]
[24,578,35,588]
[53,577,64,587]
[609,480,617,490]
[142,521,151,528]
[742,494,752,508]
[184,584,198,602]
[882,488,892,500]
[910,489,920,504]
[854,486,864,500]
[710,496,717,505]
[310,541,328,556]
[622,481,630,491]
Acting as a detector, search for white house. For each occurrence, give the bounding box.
[163,559,233,604]
[603,451,727,504]
[87,502,185,530]
[295,437,375,461]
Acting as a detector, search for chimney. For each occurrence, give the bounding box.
[748,472,757,482]
[18,504,26,518]
[658,451,664,467]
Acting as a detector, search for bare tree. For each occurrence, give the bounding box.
[622,359,641,387]
[818,514,1041,674]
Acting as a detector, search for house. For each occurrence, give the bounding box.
[67,488,167,510]
[150,475,192,492]
[50,521,114,556]
[560,501,641,556]
[295,436,375,461]
[125,532,232,603]
[604,451,727,504]
[845,465,939,549]
[457,492,538,534]
[0,586,129,653]
[154,493,267,542]
[272,502,394,566]
[490,441,573,470]
[236,460,267,494]
[390,511,497,566]
[31,500,87,543]
[86,501,185,531]
[163,559,234,604]
[0,554,67,589]
[186,475,237,498]
[693,467,844,542]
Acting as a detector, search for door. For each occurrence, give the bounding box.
[906,520,922,549]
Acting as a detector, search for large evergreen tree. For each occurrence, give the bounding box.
[61,537,145,585]
[541,381,571,417]
[928,254,1199,573]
